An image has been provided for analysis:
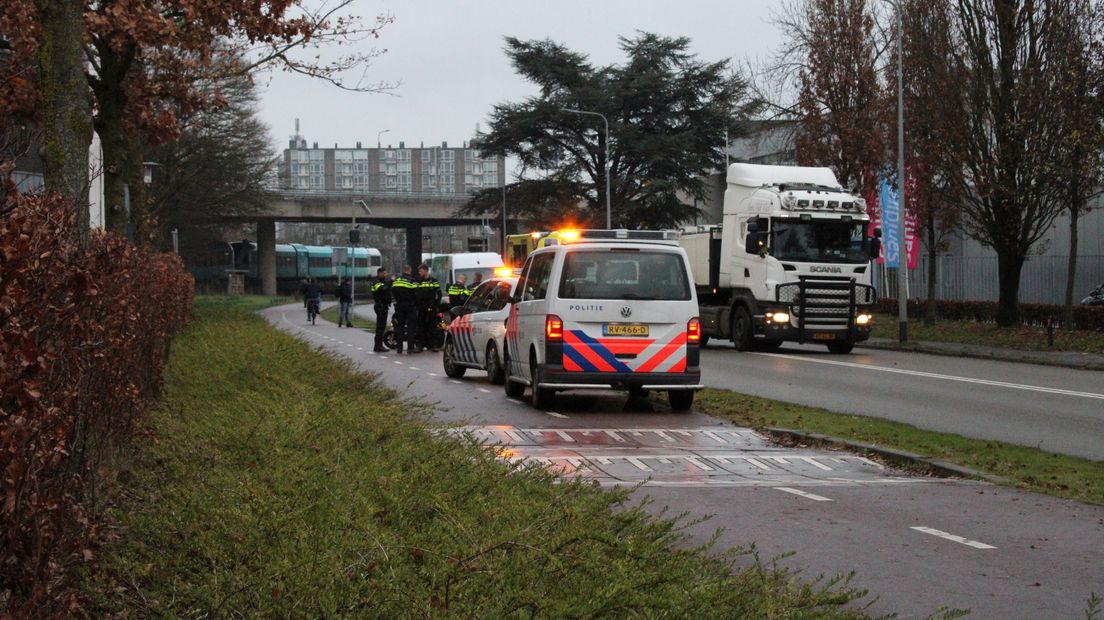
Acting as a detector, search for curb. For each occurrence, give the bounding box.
[856,340,1104,372]
[763,426,1011,485]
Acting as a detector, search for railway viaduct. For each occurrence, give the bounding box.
[232,190,502,296]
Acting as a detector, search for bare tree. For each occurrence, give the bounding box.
[949,0,1081,326]
[1051,0,1104,324]
[777,0,887,196]
[897,0,966,324]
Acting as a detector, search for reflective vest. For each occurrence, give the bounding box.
[391,274,417,305]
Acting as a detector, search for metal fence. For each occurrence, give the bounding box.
[872,254,1104,305]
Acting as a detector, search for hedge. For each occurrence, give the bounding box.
[876,298,1104,331]
[0,191,193,615]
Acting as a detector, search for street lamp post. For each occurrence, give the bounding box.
[501,182,507,258]
[377,129,391,149]
[351,200,371,325]
[895,2,908,343]
[562,108,611,228]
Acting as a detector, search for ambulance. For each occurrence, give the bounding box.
[503,229,703,411]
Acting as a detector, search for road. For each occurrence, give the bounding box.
[266,304,1104,618]
[700,342,1104,461]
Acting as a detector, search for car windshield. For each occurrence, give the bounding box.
[558,250,691,301]
[770,218,869,264]
[455,267,496,284]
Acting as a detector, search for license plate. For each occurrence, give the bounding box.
[603,324,649,337]
[812,332,835,341]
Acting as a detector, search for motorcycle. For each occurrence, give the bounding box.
[383,311,448,350]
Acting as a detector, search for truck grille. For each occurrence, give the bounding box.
[776,277,877,330]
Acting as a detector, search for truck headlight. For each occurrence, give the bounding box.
[855,313,872,325]
[766,311,790,324]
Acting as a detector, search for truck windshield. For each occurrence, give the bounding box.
[770,218,869,264]
[558,250,691,301]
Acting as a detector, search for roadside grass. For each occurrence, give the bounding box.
[871,313,1104,353]
[320,303,376,330]
[83,298,873,617]
[196,294,296,314]
[696,389,1104,505]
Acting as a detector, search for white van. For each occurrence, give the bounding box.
[503,230,703,411]
[428,252,505,302]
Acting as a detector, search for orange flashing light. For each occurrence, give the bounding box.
[530,231,542,239]
[493,266,513,278]
[558,230,580,242]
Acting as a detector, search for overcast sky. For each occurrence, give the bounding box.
[258,0,786,157]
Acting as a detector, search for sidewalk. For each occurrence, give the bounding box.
[860,336,1104,370]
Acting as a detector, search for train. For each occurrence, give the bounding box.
[188,240,382,295]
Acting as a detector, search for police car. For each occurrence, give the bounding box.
[442,272,518,384]
[503,230,703,411]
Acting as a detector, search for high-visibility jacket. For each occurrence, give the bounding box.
[391,274,417,306]
[370,277,392,306]
[415,276,441,309]
[447,283,471,308]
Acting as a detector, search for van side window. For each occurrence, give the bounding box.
[522,253,553,302]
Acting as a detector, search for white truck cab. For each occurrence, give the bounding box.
[680,163,881,353]
[503,229,704,411]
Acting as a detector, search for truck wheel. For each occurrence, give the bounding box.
[503,350,525,398]
[530,357,555,409]
[668,390,694,412]
[731,307,753,351]
[827,342,854,354]
[759,339,783,351]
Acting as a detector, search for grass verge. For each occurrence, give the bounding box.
[320,303,376,330]
[83,297,872,617]
[871,313,1104,353]
[696,389,1104,505]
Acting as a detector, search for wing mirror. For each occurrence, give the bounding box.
[868,226,883,260]
[745,232,769,257]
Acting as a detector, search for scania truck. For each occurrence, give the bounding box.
[679,163,881,354]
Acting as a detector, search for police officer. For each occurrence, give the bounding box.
[370,267,392,352]
[391,265,418,354]
[415,263,442,352]
[447,274,471,311]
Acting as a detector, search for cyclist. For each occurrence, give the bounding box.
[303,277,322,324]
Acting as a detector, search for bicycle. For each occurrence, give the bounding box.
[307,297,321,325]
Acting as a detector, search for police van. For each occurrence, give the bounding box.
[503,229,704,411]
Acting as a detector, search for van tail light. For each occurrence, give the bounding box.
[545,314,564,341]
[687,317,701,344]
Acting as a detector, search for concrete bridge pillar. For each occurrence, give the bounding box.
[257,219,276,296]
[406,224,423,270]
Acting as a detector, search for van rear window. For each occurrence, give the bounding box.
[558,250,691,301]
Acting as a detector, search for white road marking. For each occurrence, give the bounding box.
[478,388,491,394]
[380,356,389,359]
[393,361,403,365]
[626,457,652,472]
[704,430,728,443]
[428,372,440,377]
[450,380,462,385]
[685,456,714,471]
[910,526,996,549]
[410,367,421,371]
[544,411,569,419]
[775,487,834,502]
[356,347,364,351]
[652,430,676,443]
[800,456,833,471]
[553,430,574,442]
[756,352,1104,401]
[603,430,626,442]
[504,430,528,443]
[744,457,772,470]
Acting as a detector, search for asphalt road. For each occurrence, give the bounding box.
[266,304,1104,618]
[700,341,1104,461]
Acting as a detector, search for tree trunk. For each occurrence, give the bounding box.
[924,205,938,326]
[34,0,92,248]
[1063,194,1080,327]
[995,250,1024,327]
[91,42,135,235]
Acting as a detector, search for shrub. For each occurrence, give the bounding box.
[876,298,1104,330]
[0,192,192,615]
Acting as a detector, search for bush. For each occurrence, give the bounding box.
[0,192,192,615]
[876,298,1104,330]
